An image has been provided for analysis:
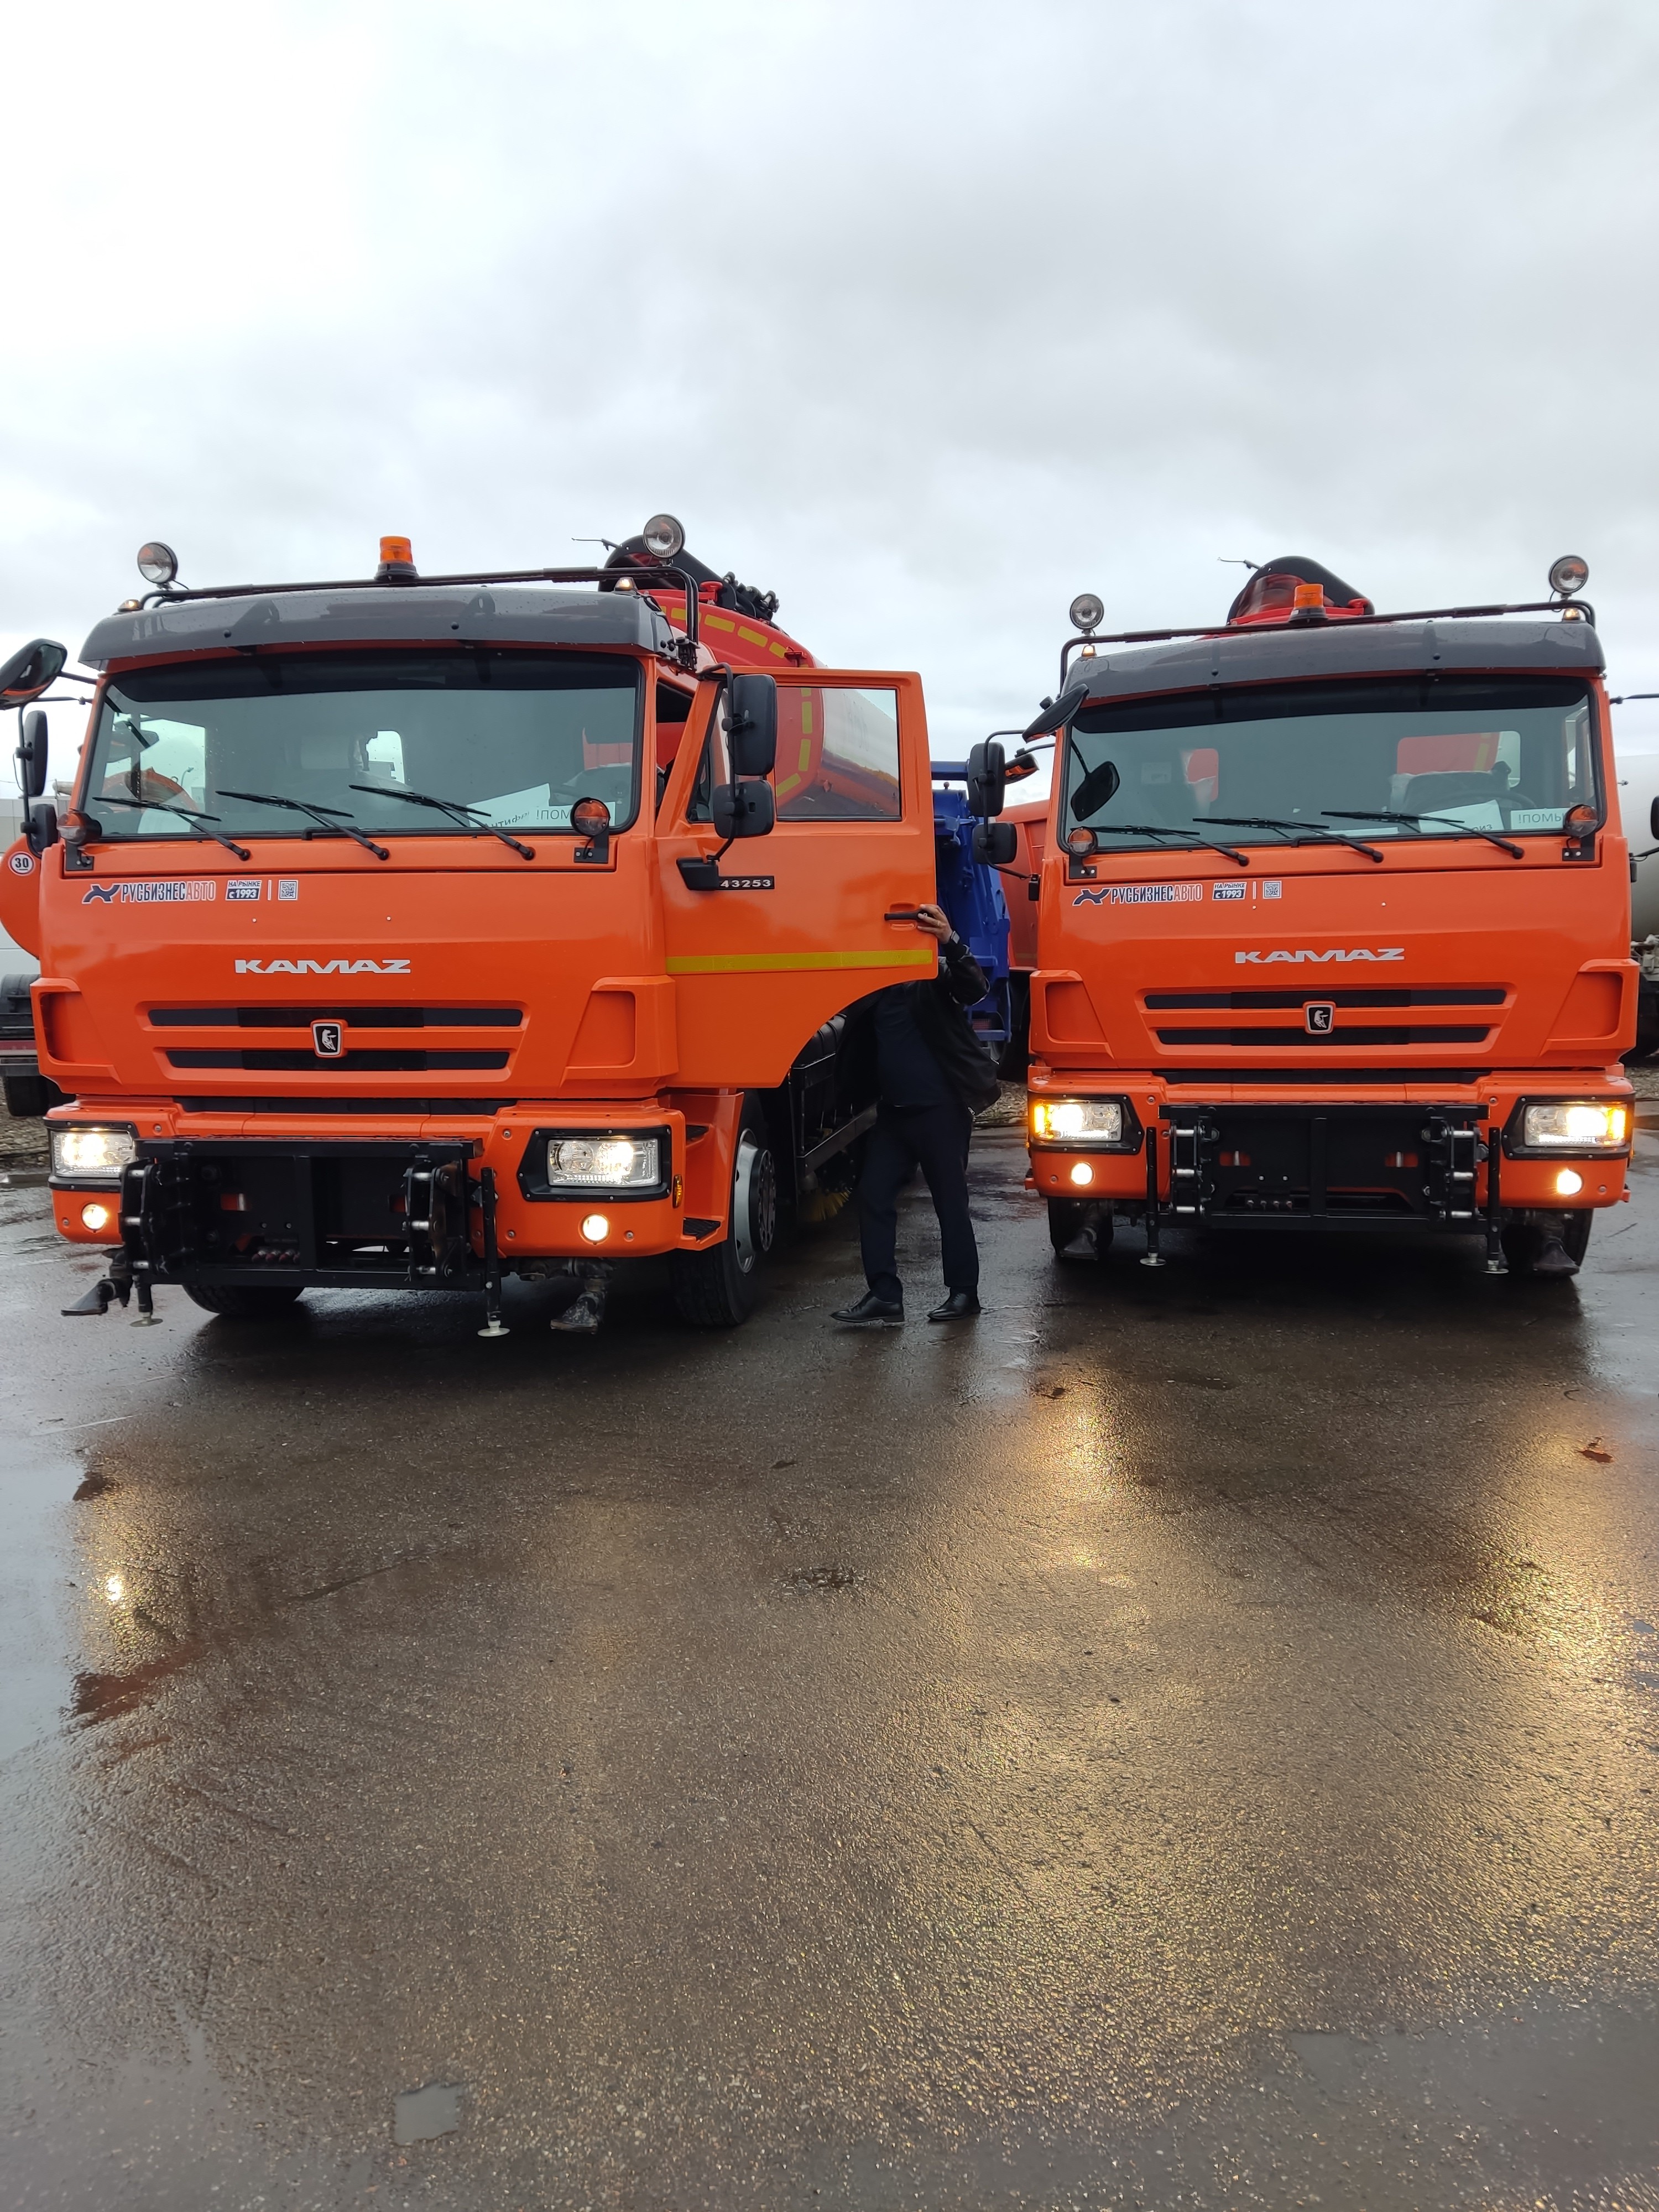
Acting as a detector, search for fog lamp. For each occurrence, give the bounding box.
[1548,554,1589,597]
[580,1213,610,1244]
[51,1125,137,1180]
[80,1202,113,1232]
[1069,1162,1095,1187]
[1520,1102,1627,1149]
[1030,1097,1125,1146]
[135,540,178,587]
[546,1135,659,1187]
[1069,592,1104,634]
[1555,1169,1584,1196]
[643,512,686,560]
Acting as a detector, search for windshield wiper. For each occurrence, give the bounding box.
[1322,808,1524,859]
[91,792,252,860]
[1089,821,1250,866]
[1209,815,1385,862]
[349,783,535,861]
[218,790,390,860]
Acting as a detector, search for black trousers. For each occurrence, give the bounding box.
[859,1101,978,1304]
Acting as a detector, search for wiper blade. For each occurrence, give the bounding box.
[218,789,389,860]
[1209,815,1385,862]
[1091,821,1250,867]
[1323,808,1524,859]
[92,792,252,860]
[349,783,535,861]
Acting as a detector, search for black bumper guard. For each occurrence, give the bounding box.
[1132,1102,1503,1266]
[64,1139,512,1326]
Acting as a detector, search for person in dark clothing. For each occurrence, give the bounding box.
[832,902,999,1327]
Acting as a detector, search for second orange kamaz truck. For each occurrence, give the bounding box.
[984,555,1636,1278]
[0,521,937,1330]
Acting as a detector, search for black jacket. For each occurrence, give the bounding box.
[844,936,1001,1115]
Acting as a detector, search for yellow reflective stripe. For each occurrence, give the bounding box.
[776,775,802,797]
[703,612,735,632]
[666,949,932,975]
[737,625,765,645]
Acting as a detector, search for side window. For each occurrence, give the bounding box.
[774,687,901,820]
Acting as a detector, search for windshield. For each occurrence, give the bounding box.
[84,649,643,843]
[1062,675,1598,851]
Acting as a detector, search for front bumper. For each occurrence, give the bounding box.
[47,1105,708,1283]
[1026,1072,1632,1227]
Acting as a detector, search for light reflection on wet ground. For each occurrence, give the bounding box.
[1,1130,1656,2209]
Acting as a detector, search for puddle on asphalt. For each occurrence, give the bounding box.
[393,2080,465,2143]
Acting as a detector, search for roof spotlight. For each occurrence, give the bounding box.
[1070,592,1104,634]
[1548,554,1589,598]
[136,541,179,587]
[643,513,685,561]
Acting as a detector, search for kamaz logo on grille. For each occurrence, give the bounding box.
[1235,947,1404,965]
[233,957,410,974]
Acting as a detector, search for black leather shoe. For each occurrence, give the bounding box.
[831,1291,904,1327]
[927,1290,981,1322]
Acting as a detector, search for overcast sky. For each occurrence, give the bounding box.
[6,0,1658,766]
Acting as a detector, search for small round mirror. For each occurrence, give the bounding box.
[643,513,685,561]
[1548,554,1588,598]
[1069,592,1104,633]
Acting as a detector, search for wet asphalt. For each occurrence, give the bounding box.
[2,1119,1657,2212]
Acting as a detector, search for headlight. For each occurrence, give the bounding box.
[51,1125,137,1180]
[1520,1102,1628,1150]
[545,1135,660,1188]
[1030,1097,1125,1146]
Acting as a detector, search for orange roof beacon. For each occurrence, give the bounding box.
[970,556,1635,1279]
[0,521,936,1329]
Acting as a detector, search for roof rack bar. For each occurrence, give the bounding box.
[1060,598,1593,683]
[139,564,702,651]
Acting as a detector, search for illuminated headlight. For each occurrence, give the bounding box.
[51,1125,137,1180]
[1520,1102,1628,1150]
[1030,1097,1125,1146]
[545,1135,660,1188]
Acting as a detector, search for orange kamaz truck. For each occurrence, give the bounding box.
[988,556,1636,1278]
[0,521,936,1328]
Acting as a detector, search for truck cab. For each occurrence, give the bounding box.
[1008,559,1636,1277]
[0,531,937,1327]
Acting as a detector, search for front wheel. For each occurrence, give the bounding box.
[184,1282,306,1319]
[669,1099,777,1327]
[1500,1209,1593,1277]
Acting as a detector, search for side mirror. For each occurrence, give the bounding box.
[1651,795,1659,842]
[712,779,775,839]
[0,638,67,710]
[972,821,1018,867]
[1072,758,1120,820]
[966,739,1007,818]
[17,709,48,800]
[1022,681,1089,740]
[25,801,59,855]
[727,674,778,779]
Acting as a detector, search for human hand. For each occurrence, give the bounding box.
[915,902,954,943]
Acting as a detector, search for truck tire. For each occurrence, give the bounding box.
[669,1098,776,1327]
[183,1283,306,1319]
[1500,1209,1593,1277]
[4,1073,62,1118]
[1048,1198,1112,1259]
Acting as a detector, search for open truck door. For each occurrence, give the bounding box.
[659,671,938,1087]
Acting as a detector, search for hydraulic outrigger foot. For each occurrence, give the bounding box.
[62,1279,118,1317]
[476,1167,510,1338]
[1140,1126,1167,1267]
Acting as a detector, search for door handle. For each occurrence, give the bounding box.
[884,906,921,922]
